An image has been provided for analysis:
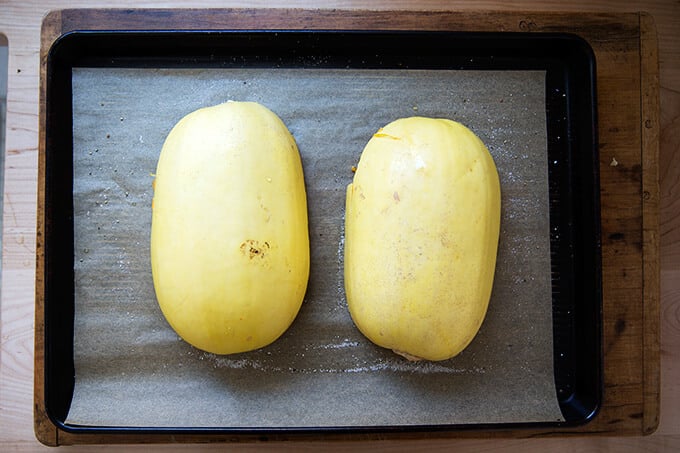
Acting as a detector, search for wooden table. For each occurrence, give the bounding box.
[2,1,679,451]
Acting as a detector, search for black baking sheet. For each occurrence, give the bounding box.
[41,30,601,435]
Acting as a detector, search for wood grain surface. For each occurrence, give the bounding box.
[2,1,680,451]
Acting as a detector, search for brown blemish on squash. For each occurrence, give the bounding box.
[240,239,271,259]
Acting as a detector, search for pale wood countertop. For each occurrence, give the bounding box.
[2,1,679,451]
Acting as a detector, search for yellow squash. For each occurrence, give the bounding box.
[151,101,309,355]
[344,117,501,361]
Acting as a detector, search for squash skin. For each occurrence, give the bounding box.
[344,117,501,361]
[151,101,309,355]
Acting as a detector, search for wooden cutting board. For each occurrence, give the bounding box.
[34,8,659,445]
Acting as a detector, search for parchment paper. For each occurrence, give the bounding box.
[67,67,561,427]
